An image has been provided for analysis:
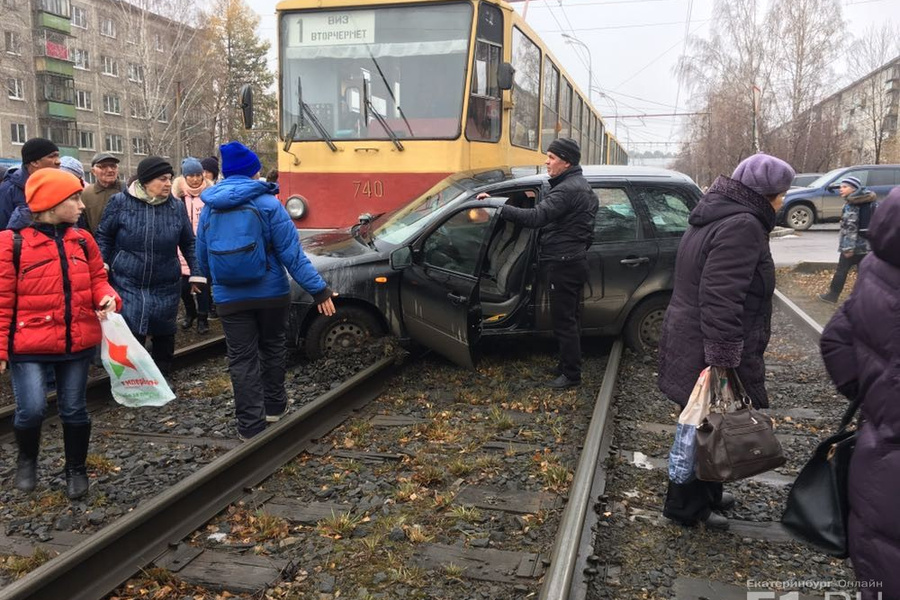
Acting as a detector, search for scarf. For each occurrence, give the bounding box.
[129,180,169,206]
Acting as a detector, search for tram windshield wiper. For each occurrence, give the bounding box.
[368,50,413,137]
[297,77,337,152]
[363,79,404,152]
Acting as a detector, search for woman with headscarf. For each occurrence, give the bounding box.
[95,156,205,374]
[657,153,796,530]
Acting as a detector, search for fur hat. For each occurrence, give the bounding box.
[136,156,175,185]
[547,138,581,166]
[182,157,203,176]
[220,141,261,178]
[25,169,84,213]
[21,138,60,165]
[839,176,862,191]
[731,154,795,197]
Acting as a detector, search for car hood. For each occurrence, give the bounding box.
[300,228,389,269]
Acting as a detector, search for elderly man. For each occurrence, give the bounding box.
[0,138,61,230]
[82,152,123,233]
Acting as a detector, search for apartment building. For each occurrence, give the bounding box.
[0,0,211,181]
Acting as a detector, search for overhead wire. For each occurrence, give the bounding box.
[668,0,693,139]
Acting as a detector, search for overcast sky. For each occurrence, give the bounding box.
[251,0,898,154]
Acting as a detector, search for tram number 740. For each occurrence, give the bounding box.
[353,180,384,198]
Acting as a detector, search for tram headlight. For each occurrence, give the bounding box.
[286,195,308,220]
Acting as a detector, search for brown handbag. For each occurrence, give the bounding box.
[695,369,786,482]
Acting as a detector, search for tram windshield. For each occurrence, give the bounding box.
[280,2,473,141]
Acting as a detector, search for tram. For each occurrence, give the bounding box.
[271,0,627,229]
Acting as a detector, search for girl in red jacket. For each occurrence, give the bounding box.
[0,169,120,499]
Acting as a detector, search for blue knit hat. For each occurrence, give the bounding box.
[59,156,85,180]
[182,157,203,176]
[220,141,261,178]
[839,176,862,191]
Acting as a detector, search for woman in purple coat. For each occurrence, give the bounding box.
[821,188,900,599]
[657,153,795,530]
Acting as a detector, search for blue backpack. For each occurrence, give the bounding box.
[204,204,270,285]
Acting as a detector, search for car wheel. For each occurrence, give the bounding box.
[304,306,383,360]
[785,204,814,231]
[623,296,670,353]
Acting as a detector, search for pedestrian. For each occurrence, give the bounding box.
[817,176,876,304]
[196,141,336,439]
[7,157,87,231]
[265,167,279,185]
[0,169,120,499]
[81,153,123,234]
[486,137,596,389]
[173,157,212,335]
[59,157,85,183]
[820,187,900,600]
[0,138,61,230]
[95,156,205,375]
[657,153,795,531]
[201,156,220,184]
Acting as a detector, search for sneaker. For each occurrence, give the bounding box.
[266,409,287,423]
[545,374,581,389]
[817,293,838,304]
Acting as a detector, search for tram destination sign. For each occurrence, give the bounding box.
[291,11,375,46]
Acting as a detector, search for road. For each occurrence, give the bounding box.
[770,225,839,267]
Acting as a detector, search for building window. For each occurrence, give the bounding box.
[103,94,121,115]
[157,105,169,123]
[78,130,94,150]
[5,31,20,55]
[155,33,163,52]
[132,137,148,155]
[10,123,26,145]
[101,56,118,77]
[73,48,89,70]
[128,64,144,83]
[37,0,70,17]
[76,89,92,110]
[4,0,16,8]
[104,133,123,153]
[7,77,23,100]
[71,5,87,28]
[100,17,116,38]
[130,101,145,119]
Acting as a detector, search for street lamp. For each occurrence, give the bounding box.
[591,85,618,138]
[562,33,592,105]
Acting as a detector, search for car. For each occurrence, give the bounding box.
[779,164,900,231]
[289,166,702,368]
[790,173,822,188]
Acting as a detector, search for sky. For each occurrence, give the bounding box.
[249,0,898,155]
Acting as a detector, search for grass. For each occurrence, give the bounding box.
[488,406,516,431]
[317,509,364,539]
[404,524,432,544]
[1,548,55,578]
[393,481,423,503]
[448,504,482,523]
[86,454,118,474]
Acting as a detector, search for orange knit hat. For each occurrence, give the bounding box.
[25,169,84,213]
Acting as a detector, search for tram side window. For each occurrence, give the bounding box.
[572,97,582,148]
[466,3,503,143]
[559,82,572,138]
[541,61,559,152]
[510,28,540,150]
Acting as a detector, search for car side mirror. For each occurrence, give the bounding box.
[390,246,413,270]
[826,183,839,192]
[498,62,515,91]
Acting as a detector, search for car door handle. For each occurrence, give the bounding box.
[620,256,650,267]
[447,292,466,305]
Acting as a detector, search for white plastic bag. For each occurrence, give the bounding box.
[100,313,175,407]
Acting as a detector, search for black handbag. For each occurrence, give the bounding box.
[695,369,786,483]
[781,398,860,558]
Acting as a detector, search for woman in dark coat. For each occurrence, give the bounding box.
[821,188,900,599]
[95,157,205,373]
[657,153,795,530]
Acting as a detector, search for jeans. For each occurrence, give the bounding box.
[12,356,92,429]
[828,252,865,298]
[545,258,589,381]
[220,305,289,437]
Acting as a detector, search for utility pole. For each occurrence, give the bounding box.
[751,84,761,153]
[175,80,183,168]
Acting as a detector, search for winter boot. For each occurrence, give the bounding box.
[13,426,41,493]
[180,313,196,330]
[196,315,209,335]
[63,422,91,500]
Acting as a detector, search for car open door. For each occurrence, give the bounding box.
[396,205,500,368]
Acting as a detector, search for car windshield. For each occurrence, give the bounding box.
[807,168,845,189]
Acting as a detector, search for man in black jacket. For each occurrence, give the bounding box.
[499,138,597,388]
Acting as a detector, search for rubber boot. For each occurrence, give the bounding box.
[196,315,209,335]
[13,426,41,493]
[63,422,91,500]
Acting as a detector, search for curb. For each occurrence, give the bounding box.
[792,261,838,273]
[769,226,796,238]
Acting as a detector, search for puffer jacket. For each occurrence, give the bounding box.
[838,189,877,255]
[820,188,900,600]
[500,165,597,261]
[0,167,28,231]
[197,176,331,314]
[657,175,776,408]
[95,185,200,336]
[0,224,120,361]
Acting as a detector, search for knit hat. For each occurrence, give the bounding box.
[25,169,84,213]
[220,142,261,178]
[60,156,85,180]
[21,138,60,165]
[547,138,581,166]
[182,157,203,176]
[731,153,796,197]
[201,156,219,180]
[839,176,862,191]
[136,156,174,185]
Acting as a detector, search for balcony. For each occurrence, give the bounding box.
[38,74,76,120]
[40,118,78,149]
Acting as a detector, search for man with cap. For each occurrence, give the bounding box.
[197,141,335,440]
[0,137,61,230]
[489,137,597,389]
[81,152,123,234]
[818,175,877,304]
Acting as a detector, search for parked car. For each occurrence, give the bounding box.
[779,164,900,230]
[790,173,822,188]
[289,166,702,367]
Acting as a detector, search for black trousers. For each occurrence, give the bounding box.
[135,334,175,374]
[545,258,589,381]
[827,252,865,298]
[663,478,723,524]
[220,305,289,438]
[181,276,211,317]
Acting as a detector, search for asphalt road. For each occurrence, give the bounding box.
[770,225,840,267]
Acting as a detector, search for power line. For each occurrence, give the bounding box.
[545,18,711,32]
[611,19,708,91]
